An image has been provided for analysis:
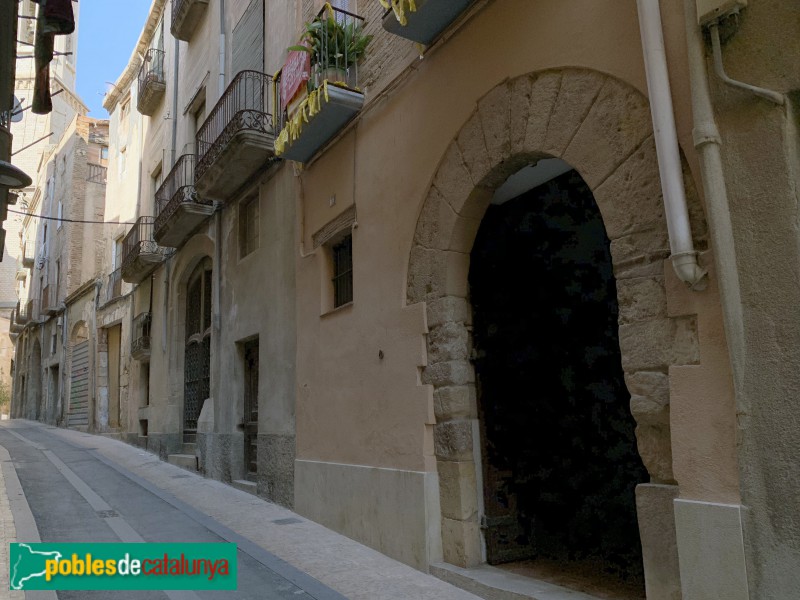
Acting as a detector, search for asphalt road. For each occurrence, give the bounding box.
[0,423,339,600]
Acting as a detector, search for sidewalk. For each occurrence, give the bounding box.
[2,420,481,600]
[0,443,24,599]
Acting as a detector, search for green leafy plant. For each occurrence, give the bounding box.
[288,13,372,72]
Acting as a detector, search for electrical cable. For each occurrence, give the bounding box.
[6,208,136,225]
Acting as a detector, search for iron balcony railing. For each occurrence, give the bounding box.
[87,163,107,184]
[137,48,166,98]
[276,3,367,123]
[106,267,122,302]
[154,154,211,232]
[195,70,276,183]
[122,216,166,272]
[132,312,152,357]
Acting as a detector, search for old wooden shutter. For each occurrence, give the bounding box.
[232,0,264,75]
[68,341,90,428]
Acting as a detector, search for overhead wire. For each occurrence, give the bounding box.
[6,207,136,225]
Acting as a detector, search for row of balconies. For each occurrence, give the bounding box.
[122,2,474,283]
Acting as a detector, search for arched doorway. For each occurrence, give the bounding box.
[471,165,647,593]
[184,258,212,440]
[407,68,704,595]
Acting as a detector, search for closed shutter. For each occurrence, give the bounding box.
[232,0,264,75]
[68,341,90,428]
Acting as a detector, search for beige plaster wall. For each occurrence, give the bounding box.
[291,0,740,576]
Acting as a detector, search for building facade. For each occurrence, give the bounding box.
[11,115,108,426]
[10,0,800,599]
[3,0,86,409]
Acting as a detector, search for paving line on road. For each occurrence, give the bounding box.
[0,441,57,600]
[22,423,349,600]
[2,426,202,600]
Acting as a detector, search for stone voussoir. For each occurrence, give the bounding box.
[477,80,512,168]
[563,77,653,189]
[523,70,562,152]
[456,111,492,186]
[422,359,475,387]
[434,419,476,461]
[619,316,700,373]
[427,321,470,363]
[541,69,606,158]
[433,385,477,420]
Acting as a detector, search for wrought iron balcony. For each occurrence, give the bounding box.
[274,4,368,164]
[106,267,123,303]
[381,0,476,45]
[154,154,213,248]
[171,0,209,41]
[194,70,276,201]
[87,163,107,184]
[137,48,166,116]
[22,241,35,268]
[17,298,37,324]
[131,312,152,361]
[121,217,169,284]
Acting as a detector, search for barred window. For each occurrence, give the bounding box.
[332,234,353,308]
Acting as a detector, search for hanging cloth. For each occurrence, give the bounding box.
[33,0,76,35]
[31,0,76,115]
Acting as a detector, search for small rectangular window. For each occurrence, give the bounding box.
[239,195,259,258]
[101,146,109,160]
[332,234,353,308]
[57,201,63,229]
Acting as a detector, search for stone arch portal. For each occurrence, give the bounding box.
[407,68,703,573]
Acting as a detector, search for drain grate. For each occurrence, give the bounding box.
[272,517,302,526]
[96,510,119,519]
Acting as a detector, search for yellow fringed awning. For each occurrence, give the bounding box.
[378,0,417,26]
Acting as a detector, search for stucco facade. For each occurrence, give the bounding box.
[11,0,800,598]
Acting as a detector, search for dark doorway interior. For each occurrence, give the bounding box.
[243,338,259,481]
[470,169,647,595]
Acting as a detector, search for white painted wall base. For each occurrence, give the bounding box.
[674,499,749,600]
[295,459,442,570]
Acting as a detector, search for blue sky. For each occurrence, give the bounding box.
[76,1,153,117]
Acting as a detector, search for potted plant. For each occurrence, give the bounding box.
[287,9,372,90]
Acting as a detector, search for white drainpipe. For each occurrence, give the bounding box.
[219,0,226,95]
[636,0,707,290]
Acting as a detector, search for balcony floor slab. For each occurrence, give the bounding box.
[155,201,215,248]
[382,0,476,45]
[195,129,275,202]
[277,84,364,164]
[171,0,209,41]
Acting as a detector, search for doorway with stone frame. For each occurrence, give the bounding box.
[408,68,705,598]
[470,164,647,597]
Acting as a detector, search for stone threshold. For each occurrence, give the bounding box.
[431,562,604,600]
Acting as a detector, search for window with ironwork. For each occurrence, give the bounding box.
[184,258,212,431]
[332,234,353,308]
[239,194,259,258]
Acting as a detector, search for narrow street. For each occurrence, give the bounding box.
[0,420,480,600]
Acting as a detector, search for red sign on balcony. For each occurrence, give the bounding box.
[280,48,311,109]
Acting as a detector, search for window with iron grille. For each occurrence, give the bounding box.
[332,234,353,308]
[239,194,259,258]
